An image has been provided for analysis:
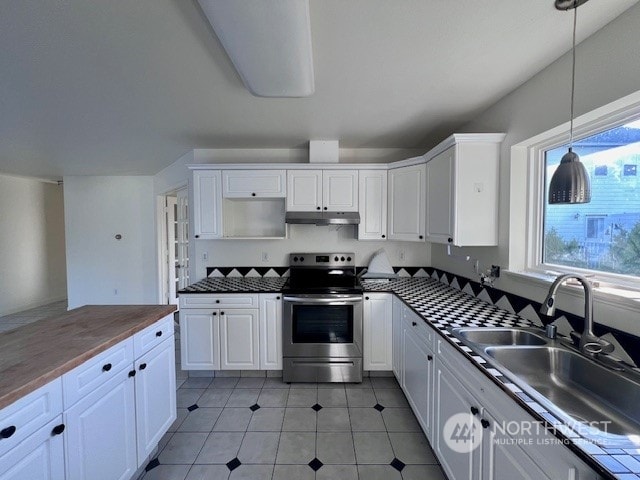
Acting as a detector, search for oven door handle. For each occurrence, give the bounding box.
[283,296,363,305]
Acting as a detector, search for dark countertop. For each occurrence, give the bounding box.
[177,275,634,478]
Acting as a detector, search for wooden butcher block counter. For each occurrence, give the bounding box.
[0,304,176,410]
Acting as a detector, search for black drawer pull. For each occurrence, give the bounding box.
[251,192,256,197]
[381,235,386,238]
[365,296,369,300]
[51,424,65,436]
[220,311,225,315]
[128,370,136,378]
[412,322,417,327]
[156,331,163,337]
[481,418,490,429]
[276,296,280,300]
[215,299,220,304]
[419,235,423,239]
[212,311,217,316]
[102,363,112,372]
[427,355,433,361]
[139,363,147,370]
[0,426,16,438]
[470,406,479,416]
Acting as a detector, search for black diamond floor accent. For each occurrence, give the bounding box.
[390,458,406,472]
[311,403,323,411]
[308,458,323,471]
[250,403,261,412]
[373,403,385,412]
[145,458,160,472]
[187,403,199,412]
[226,458,241,471]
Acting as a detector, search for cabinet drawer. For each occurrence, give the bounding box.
[134,314,175,358]
[403,308,432,345]
[180,294,259,309]
[222,170,286,198]
[0,379,63,458]
[62,338,134,408]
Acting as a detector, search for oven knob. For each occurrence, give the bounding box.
[300,257,304,262]
[340,256,345,261]
[293,256,298,262]
[347,256,351,261]
[334,256,339,261]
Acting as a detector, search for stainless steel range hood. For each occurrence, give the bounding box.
[285,211,360,226]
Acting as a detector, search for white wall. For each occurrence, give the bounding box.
[0,174,67,316]
[64,176,157,308]
[431,4,640,336]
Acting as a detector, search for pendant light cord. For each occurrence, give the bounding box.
[569,5,577,150]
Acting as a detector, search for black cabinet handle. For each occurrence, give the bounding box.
[102,363,112,372]
[316,206,321,210]
[276,296,280,300]
[381,235,386,239]
[0,426,16,439]
[365,296,369,300]
[251,192,256,197]
[156,331,163,337]
[419,235,423,239]
[481,418,490,429]
[128,370,136,377]
[447,237,453,243]
[139,363,147,370]
[51,424,65,436]
[220,311,225,315]
[427,355,433,361]
[215,299,220,304]
[470,406,479,416]
[212,311,217,316]
[412,322,417,326]
[195,235,200,239]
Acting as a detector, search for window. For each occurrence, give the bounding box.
[542,120,640,277]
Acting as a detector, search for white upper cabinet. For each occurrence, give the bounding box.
[222,170,286,198]
[358,170,387,240]
[286,170,323,211]
[192,170,222,239]
[388,163,426,242]
[287,170,358,212]
[425,134,504,246]
[322,170,358,212]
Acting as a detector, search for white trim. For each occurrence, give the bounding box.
[423,133,506,161]
[156,195,167,305]
[510,88,640,303]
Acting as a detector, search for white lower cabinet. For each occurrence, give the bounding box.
[65,367,137,480]
[0,416,65,480]
[259,294,283,370]
[363,294,393,371]
[180,310,220,370]
[219,309,260,369]
[134,339,177,465]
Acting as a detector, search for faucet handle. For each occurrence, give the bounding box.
[545,324,557,340]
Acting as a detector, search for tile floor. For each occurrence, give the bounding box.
[1,302,446,480]
[145,375,447,480]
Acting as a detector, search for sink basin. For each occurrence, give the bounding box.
[451,327,548,346]
[484,346,640,446]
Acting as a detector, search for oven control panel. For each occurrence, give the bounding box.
[289,253,355,267]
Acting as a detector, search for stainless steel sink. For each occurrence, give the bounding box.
[452,327,548,346]
[448,326,640,447]
[484,346,640,446]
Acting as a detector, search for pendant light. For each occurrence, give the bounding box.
[548,0,591,204]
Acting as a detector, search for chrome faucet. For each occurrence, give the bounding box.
[540,274,613,356]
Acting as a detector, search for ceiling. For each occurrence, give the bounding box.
[0,0,637,180]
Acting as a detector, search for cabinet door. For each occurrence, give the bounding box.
[402,321,433,436]
[482,410,552,480]
[286,170,322,211]
[391,298,403,381]
[323,170,358,212]
[358,170,387,240]
[426,147,454,244]
[220,309,260,370]
[192,170,222,239]
[388,164,426,241]
[180,310,220,370]
[0,416,65,480]
[135,338,177,466]
[65,368,137,480]
[259,294,283,370]
[222,170,286,198]
[434,357,481,480]
[363,294,393,371]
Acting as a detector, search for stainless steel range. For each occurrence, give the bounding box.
[282,253,363,383]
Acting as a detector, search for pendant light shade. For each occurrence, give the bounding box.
[548,148,591,204]
[548,0,592,205]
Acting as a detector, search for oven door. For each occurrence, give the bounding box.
[282,295,363,358]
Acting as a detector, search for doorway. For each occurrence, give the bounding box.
[159,188,189,307]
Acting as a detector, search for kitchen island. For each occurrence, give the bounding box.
[0,304,177,480]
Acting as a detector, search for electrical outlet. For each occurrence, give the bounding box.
[399,250,405,261]
[262,252,269,262]
[490,265,500,278]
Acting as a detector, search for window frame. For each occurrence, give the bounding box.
[523,93,640,292]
